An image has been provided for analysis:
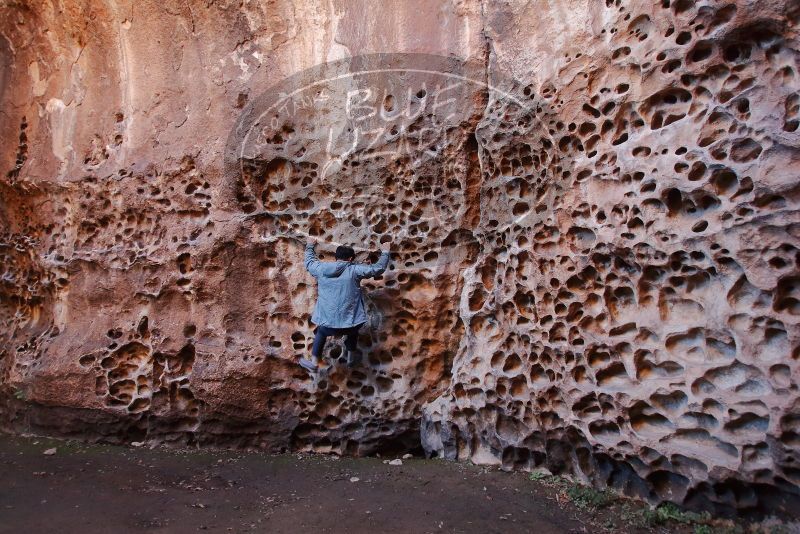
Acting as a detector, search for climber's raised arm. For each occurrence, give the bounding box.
[352,242,390,281]
[304,239,322,277]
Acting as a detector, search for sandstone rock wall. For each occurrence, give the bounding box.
[1,0,799,516]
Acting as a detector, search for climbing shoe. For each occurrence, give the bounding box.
[299,357,318,372]
[345,349,362,368]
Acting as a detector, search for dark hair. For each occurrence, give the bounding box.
[335,245,355,261]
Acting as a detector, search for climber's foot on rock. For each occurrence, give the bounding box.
[346,349,362,368]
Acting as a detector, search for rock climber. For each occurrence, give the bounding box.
[300,238,391,372]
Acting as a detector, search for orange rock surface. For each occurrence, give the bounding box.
[1,0,799,515]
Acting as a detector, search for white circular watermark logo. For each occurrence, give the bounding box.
[224,53,552,257]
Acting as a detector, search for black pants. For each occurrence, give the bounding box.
[312,323,363,358]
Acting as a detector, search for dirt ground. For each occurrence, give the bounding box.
[0,433,793,534]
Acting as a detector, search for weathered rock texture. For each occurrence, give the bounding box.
[1,0,799,516]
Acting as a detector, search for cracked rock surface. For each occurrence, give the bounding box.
[1,0,800,516]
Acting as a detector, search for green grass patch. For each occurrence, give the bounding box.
[528,471,550,482]
[634,502,715,530]
[528,473,571,491]
[528,473,617,511]
[566,484,618,511]
[646,502,711,525]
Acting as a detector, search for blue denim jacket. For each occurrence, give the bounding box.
[305,244,390,328]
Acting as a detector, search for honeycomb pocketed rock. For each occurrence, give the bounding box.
[1,0,800,517]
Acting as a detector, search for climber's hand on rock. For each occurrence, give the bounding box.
[380,242,391,253]
[306,237,317,248]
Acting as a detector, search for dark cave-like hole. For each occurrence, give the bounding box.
[369,427,424,458]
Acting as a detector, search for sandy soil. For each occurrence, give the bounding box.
[0,434,586,534]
